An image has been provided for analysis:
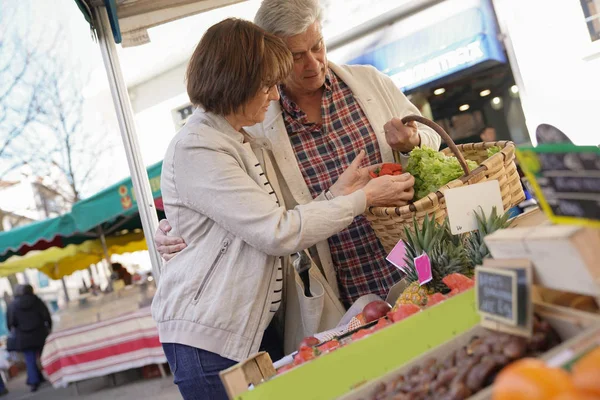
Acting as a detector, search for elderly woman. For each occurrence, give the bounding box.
[153,18,414,399]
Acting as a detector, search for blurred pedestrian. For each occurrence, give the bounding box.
[6,284,51,392]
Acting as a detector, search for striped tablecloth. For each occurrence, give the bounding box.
[41,307,166,388]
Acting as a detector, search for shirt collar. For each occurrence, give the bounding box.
[279,68,333,117]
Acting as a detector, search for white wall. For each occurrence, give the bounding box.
[494,0,600,145]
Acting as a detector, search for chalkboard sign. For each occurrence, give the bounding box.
[476,259,533,337]
[476,267,518,326]
[516,144,600,228]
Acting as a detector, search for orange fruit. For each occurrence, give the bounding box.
[572,347,600,396]
[493,358,575,400]
[549,389,600,400]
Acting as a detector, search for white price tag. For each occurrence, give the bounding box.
[445,180,504,235]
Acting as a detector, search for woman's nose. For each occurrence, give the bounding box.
[269,86,280,101]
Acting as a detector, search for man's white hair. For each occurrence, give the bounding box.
[254,0,323,37]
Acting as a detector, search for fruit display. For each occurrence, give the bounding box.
[405,146,478,200]
[394,209,507,309]
[370,163,403,178]
[367,316,562,400]
[363,300,392,323]
[492,346,600,400]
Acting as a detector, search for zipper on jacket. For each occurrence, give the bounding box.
[193,239,230,302]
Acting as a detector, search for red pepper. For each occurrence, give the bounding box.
[369,163,402,178]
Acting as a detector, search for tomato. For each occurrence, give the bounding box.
[318,339,340,354]
[293,346,317,365]
[298,336,320,349]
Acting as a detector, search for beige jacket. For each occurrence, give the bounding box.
[246,62,441,295]
[152,110,366,362]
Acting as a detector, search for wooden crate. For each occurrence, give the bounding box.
[339,302,600,400]
[219,352,276,400]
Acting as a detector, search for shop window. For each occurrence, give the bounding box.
[581,0,600,42]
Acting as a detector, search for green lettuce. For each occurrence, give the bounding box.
[487,146,501,158]
[406,146,478,200]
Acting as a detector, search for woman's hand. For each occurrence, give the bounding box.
[329,150,381,197]
[155,219,187,261]
[363,173,415,207]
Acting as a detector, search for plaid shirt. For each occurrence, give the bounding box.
[280,69,402,307]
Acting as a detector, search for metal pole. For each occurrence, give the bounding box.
[61,274,70,303]
[98,228,115,291]
[94,6,162,284]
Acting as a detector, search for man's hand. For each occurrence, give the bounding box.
[155,219,187,261]
[384,118,421,153]
[329,150,381,197]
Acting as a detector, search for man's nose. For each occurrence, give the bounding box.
[304,52,319,71]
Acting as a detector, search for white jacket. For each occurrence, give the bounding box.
[246,62,441,295]
[153,110,366,362]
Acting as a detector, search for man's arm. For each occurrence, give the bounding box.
[378,71,441,152]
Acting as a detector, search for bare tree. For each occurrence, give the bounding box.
[0,1,113,202]
[0,2,44,178]
[35,54,114,203]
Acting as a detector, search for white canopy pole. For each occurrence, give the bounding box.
[93,6,163,284]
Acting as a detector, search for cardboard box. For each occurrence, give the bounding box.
[340,303,600,400]
[484,225,600,297]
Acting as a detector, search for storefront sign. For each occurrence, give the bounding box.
[345,0,506,91]
[391,40,486,90]
[516,144,600,228]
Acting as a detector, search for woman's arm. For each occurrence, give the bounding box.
[171,137,366,256]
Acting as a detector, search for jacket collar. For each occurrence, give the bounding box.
[189,107,245,144]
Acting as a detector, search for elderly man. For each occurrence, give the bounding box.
[156,0,441,307]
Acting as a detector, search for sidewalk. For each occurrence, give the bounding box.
[2,371,180,400]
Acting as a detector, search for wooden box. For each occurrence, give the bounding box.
[339,303,600,400]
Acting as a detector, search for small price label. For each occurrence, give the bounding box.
[415,253,432,285]
[386,240,408,271]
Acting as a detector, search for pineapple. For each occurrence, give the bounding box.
[395,281,431,309]
[398,216,471,305]
[464,207,510,267]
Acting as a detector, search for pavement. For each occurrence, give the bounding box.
[1,370,180,400]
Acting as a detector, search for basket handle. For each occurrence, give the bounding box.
[401,115,471,176]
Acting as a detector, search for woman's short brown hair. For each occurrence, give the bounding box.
[186,18,293,116]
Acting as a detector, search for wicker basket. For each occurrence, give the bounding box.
[366,115,526,254]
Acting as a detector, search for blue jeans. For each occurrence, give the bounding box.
[23,349,43,387]
[163,343,236,400]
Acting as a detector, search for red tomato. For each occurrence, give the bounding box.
[298,336,320,349]
[318,339,340,353]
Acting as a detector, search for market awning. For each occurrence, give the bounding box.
[76,0,246,46]
[0,214,82,263]
[0,231,147,279]
[0,161,163,263]
[70,160,163,234]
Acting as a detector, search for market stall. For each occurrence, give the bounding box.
[216,140,599,399]
[41,306,165,389]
